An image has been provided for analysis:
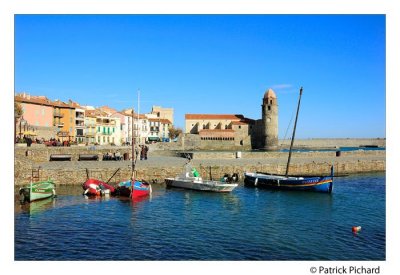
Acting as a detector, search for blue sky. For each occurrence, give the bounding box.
[14,15,386,138]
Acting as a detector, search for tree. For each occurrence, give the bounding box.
[168,125,182,140]
[14,101,24,143]
[14,102,23,118]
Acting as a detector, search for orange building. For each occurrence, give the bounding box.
[52,100,75,141]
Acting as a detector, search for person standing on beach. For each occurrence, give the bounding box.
[135,145,140,161]
[144,145,149,160]
[140,145,145,160]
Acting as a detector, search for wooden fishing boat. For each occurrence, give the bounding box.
[19,180,56,203]
[244,87,334,193]
[116,92,152,199]
[115,180,152,198]
[244,170,333,193]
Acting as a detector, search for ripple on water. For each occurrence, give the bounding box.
[15,174,385,260]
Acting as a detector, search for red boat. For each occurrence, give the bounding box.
[82,178,116,196]
[115,179,152,198]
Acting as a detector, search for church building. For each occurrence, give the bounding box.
[184,88,279,150]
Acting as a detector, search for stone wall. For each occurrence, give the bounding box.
[190,149,385,159]
[14,158,385,187]
[15,146,133,163]
[152,136,386,152]
[14,145,385,186]
[280,138,386,148]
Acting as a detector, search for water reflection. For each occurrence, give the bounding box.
[17,197,56,216]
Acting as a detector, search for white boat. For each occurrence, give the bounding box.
[165,163,238,192]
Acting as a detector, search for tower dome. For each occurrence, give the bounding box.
[261,88,278,151]
[264,88,276,99]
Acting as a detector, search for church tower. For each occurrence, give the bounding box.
[262,88,278,150]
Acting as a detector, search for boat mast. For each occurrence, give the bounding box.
[131,98,135,179]
[285,87,303,177]
[132,90,140,179]
[137,90,140,145]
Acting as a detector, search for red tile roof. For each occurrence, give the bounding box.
[99,106,118,114]
[15,95,54,107]
[148,118,172,124]
[185,114,245,120]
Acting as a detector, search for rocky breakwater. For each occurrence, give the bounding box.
[14,147,385,186]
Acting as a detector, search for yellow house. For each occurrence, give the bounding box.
[53,100,75,142]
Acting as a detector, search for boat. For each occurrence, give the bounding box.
[19,179,56,203]
[115,179,152,198]
[244,87,334,193]
[115,91,152,199]
[165,161,238,192]
[82,168,118,196]
[82,178,116,196]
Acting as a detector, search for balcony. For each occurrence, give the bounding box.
[53,112,64,118]
[53,122,64,128]
[75,122,85,128]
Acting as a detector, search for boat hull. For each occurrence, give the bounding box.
[165,178,238,192]
[82,178,116,196]
[244,172,333,193]
[19,180,56,203]
[116,180,152,198]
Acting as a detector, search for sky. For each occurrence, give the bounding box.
[14,14,386,138]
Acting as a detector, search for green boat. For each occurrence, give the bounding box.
[19,180,56,203]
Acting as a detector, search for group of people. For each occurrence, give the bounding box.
[103,151,122,161]
[135,145,149,161]
[15,135,34,146]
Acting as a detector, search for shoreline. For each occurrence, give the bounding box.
[14,146,385,186]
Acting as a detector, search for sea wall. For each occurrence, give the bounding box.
[14,146,385,186]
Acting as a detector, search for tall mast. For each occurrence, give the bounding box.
[137,90,140,144]
[131,100,135,178]
[285,87,303,177]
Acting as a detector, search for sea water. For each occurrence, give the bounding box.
[14,173,385,260]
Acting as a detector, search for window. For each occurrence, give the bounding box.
[270,100,272,104]
[239,125,241,129]
[268,106,271,111]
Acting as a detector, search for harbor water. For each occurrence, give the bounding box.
[14,173,385,260]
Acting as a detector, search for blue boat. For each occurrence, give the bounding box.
[244,169,334,193]
[244,87,334,194]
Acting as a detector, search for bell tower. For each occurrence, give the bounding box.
[262,88,278,150]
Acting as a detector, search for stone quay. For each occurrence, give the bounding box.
[14,141,385,186]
